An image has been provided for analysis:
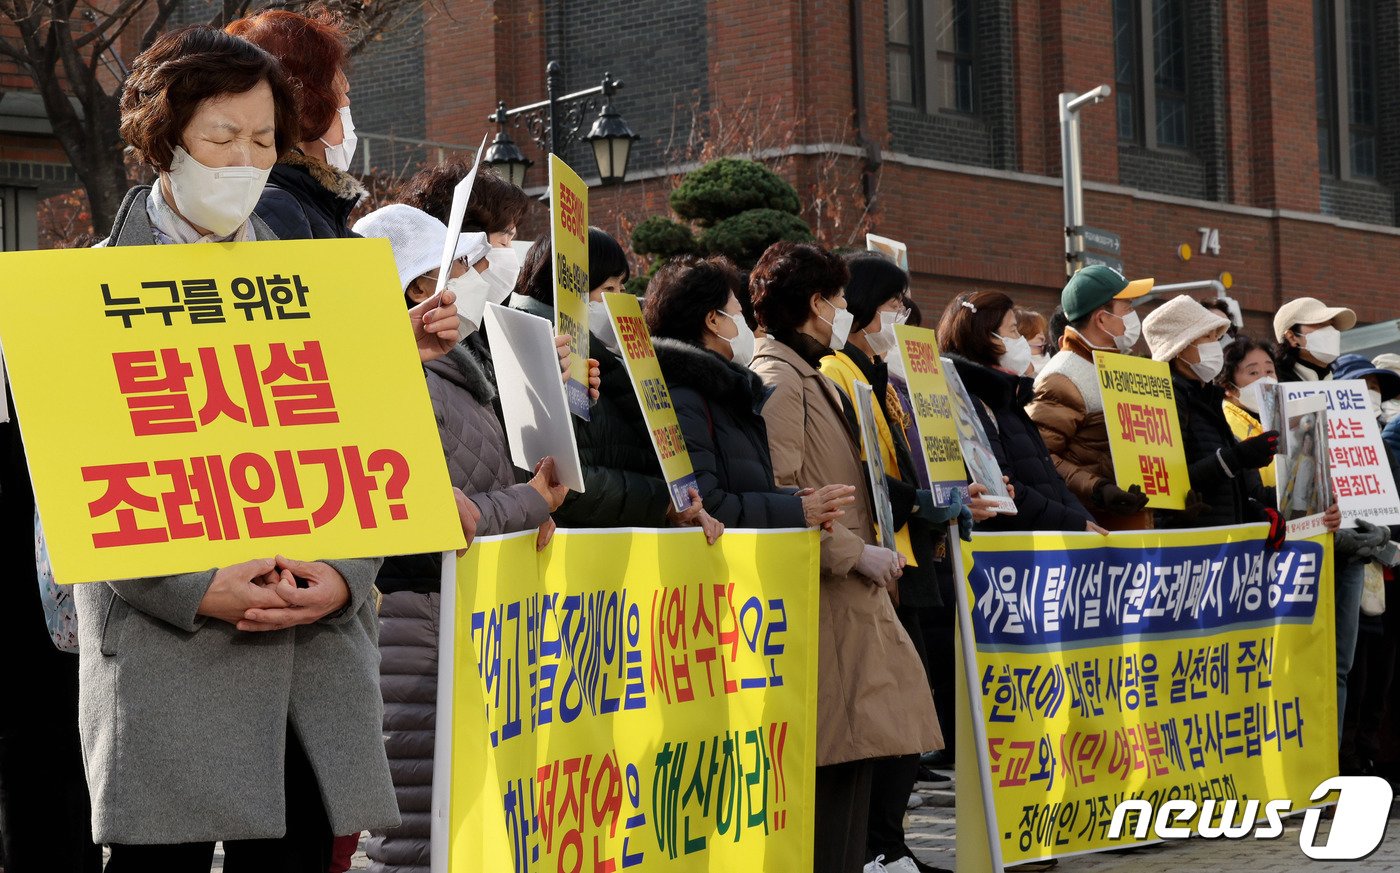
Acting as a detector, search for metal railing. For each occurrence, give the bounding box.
[354,132,481,175]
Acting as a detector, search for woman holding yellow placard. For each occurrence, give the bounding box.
[67,27,458,872]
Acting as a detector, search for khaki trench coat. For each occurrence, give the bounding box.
[750,336,942,766]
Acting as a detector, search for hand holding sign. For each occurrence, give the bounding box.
[410,286,460,362]
[528,455,570,511]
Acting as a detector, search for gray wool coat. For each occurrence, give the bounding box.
[73,186,400,845]
[368,343,549,872]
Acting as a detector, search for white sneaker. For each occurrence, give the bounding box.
[882,857,923,873]
[863,855,888,873]
[906,791,924,809]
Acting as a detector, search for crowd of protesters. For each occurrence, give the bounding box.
[1,14,1398,873]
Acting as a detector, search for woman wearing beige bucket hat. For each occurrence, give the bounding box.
[1142,296,1282,534]
[1274,296,1358,382]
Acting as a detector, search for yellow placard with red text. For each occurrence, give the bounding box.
[550,154,591,419]
[602,292,698,511]
[0,239,463,583]
[893,324,968,504]
[1094,351,1188,510]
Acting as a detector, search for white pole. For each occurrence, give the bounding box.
[949,526,1006,873]
[430,553,457,873]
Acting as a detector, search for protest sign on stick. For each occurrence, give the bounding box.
[550,154,591,420]
[894,325,968,505]
[602,291,698,511]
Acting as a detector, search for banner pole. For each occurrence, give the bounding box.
[430,552,456,873]
[948,525,1006,873]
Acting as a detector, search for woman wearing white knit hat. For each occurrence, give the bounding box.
[1142,295,1280,533]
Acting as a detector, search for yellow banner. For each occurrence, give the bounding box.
[0,239,463,584]
[602,292,698,511]
[448,528,820,872]
[1094,351,1189,510]
[955,526,1337,867]
[550,154,591,419]
[893,324,967,504]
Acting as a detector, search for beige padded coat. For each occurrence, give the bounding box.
[750,335,942,766]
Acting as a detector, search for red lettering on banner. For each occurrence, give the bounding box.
[1117,403,1174,446]
[81,446,412,548]
[615,314,653,361]
[558,185,586,244]
[1138,455,1170,495]
[907,340,936,375]
[115,342,340,435]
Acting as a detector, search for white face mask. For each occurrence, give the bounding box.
[1188,340,1225,382]
[444,268,491,337]
[718,311,755,368]
[1111,310,1142,354]
[818,299,854,350]
[997,334,1033,376]
[588,299,621,356]
[1301,325,1341,365]
[320,105,358,173]
[865,310,900,358]
[1235,375,1277,414]
[1369,389,1384,416]
[163,147,270,238]
[481,246,520,304]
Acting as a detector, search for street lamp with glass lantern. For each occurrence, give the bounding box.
[484,62,639,188]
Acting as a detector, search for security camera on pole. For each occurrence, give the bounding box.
[1059,84,1115,276]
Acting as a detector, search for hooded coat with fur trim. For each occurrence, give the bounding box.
[255,150,367,240]
[652,338,806,529]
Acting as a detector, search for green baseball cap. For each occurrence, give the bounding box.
[1061,265,1154,323]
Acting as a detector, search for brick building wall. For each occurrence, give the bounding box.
[384,0,1400,332]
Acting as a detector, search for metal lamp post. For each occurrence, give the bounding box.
[484,61,640,188]
[1059,84,1113,276]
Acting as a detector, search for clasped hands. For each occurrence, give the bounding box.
[197,555,350,631]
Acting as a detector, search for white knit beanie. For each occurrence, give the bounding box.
[352,203,491,291]
[1142,295,1231,362]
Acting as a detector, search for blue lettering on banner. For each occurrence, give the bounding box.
[968,540,1322,648]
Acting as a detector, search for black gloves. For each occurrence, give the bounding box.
[1182,490,1210,522]
[1227,430,1280,472]
[1095,480,1150,515]
[1260,506,1286,552]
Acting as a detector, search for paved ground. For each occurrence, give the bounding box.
[207,770,1400,871]
[904,770,1400,872]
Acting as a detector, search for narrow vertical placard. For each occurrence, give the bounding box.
[549,154,591,420]
[601,291,697,511]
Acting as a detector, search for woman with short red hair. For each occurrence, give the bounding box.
[228,9,365,238]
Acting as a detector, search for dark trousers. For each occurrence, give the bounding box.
[867,603,933,860]
[922,605,957,762]
[0,647,101,873]
[105,727,331,873]
[815,760,874,873]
